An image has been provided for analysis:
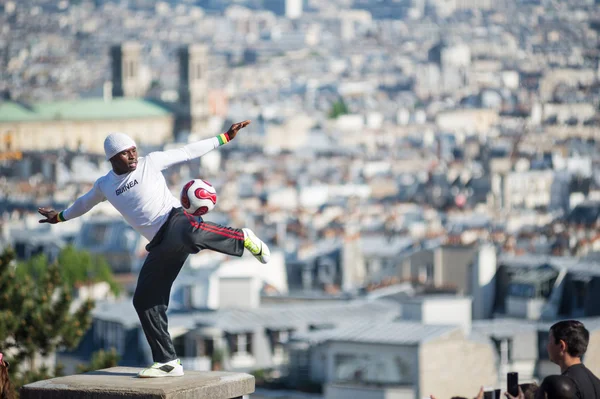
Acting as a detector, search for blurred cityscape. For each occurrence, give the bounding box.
[2,0,600,398]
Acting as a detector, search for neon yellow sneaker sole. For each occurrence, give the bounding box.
[243,228,270,264]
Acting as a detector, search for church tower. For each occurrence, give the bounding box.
[178,44,209,133]
[110,42,142,98]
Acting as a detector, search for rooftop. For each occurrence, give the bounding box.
[0,99,172,123]
[499,254,600,277]
[291,320,459,345]
[93,298,402,334]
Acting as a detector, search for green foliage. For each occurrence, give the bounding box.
[251,368,267,382]
[328,98,349,119]
[0,246,95,394]
[76,348,120,374]
[0,247,22,339]
[15,245,120,296]
[211,347,225,364]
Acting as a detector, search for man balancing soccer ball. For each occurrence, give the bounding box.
[38,120,270,378]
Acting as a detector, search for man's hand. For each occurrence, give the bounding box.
[226,120,251,140]
[38,207,59,224]
[504,387,524,399]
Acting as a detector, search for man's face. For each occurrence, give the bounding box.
[547,330,563,363]
[110,146,138,175]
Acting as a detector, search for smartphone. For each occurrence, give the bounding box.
[507,372,519,397]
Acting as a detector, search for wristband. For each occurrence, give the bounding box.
[217,132,231,145]
[57,211,66,222]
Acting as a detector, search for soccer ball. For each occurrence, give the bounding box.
[180,179,217,216]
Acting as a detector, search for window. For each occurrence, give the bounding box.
[419,263,434,283]
[268,329,292,355]
[203,338,214,357]
[191,337,214,357]
[247,333,253,354]
[229,333,253,355]
[270,329,290,344]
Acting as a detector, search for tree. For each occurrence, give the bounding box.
[15,245,120,296]
[0,247,94,392]
[328,98,349,119]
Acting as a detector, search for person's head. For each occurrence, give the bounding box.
[540,375,577,399]
[547,320,589,363]
[103,133,138,175]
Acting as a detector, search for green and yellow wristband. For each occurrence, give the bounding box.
[57,211,66,223]
[217,132,231,146]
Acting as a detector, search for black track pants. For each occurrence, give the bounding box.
[133,208,245,363]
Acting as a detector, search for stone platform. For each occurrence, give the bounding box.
[20,367,255,399]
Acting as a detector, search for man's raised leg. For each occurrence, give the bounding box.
[180,211,270,263]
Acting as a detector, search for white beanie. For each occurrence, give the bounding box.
[104,132,137,160]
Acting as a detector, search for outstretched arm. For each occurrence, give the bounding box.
[38,182,106,224]
[148,120,251,171]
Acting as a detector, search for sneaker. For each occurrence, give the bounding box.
[137,359,184,378]
[242,228,270,264]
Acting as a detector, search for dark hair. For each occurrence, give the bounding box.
[541,375,578,399]
[522,383,539,399]
[550,320,589,358]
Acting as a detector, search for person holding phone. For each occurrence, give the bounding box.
[505,376,578,399]
[546,320,600,399]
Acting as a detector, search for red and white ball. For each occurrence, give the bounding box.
[180,179,217,216]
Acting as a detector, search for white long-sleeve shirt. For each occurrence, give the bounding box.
[63,137,221,241]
